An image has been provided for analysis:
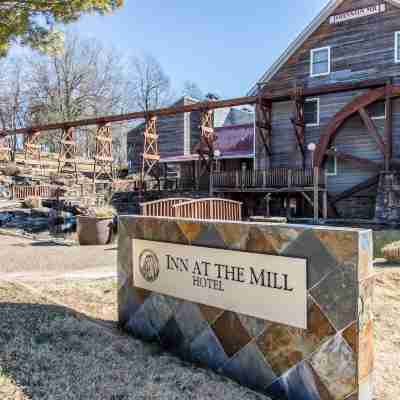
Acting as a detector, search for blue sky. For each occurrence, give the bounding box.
[72,0,328,99]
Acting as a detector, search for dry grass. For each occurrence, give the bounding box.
[1,268,399,400]
[0,279,268,400]
[374,270,400,400]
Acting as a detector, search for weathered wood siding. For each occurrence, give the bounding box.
[126,97,201,174]
[263,0,400,96]
[254,0,400,217]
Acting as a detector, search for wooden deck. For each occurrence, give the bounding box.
[212,167,326,192]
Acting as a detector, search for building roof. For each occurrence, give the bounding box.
[188,123,254,162]
[248,0,400,95]
[214,123,254,158]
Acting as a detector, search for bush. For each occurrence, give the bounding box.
[86,206,116,219]
[1,163,20,177]
[23,196,42,209]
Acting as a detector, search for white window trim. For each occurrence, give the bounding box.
[310,46,331,77]
[305,97,320,127]
[371,107,386,120]
[326,147,337,177]
[395,32,400,63]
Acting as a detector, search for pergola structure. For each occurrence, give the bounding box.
[0,96,258,184]
[0,77,397,217]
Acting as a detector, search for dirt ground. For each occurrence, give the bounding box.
[0,278,269,400]
[0,235,399,400]
[373,267,400,400]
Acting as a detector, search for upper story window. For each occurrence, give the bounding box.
[310,47,331,77]
[395,32,400,63]
[304,98,320,126]
[369,100,386,120]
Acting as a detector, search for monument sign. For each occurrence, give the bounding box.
[119,216,374,400]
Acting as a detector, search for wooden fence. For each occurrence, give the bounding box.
[140,198,192,217]
[12,185,58,200]
[212,167,325,189]
[173,198,242,221]
[140,197,242,221]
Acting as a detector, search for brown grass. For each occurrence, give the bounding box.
[0,279,268,400]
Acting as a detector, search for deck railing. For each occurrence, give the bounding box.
[12,185,59,200]
[212,167,325,190]
[140,198,192,217]
[173,198,242,221]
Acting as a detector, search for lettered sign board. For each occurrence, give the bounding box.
[329,4,386,24]
[133,239,308,329]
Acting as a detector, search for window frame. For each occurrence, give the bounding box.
[326,147,338,177]
[395,32,400,63]
[310,46,331,77]
[304,97,320,127]
[370,101,386,121]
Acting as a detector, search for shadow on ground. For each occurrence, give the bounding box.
[0,301,267,400]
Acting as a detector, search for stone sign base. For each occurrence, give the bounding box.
[118,216,374,400]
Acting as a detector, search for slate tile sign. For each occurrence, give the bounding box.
[118,216,374,400]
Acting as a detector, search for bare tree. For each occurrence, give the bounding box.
[26,33,128,155]
[0,57,29,160]
[127,54,172,113]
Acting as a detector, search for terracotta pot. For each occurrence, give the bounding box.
[77,216,114,246]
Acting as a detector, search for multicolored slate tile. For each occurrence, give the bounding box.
[310,265,357,331]
[222,342,276,392]
[310,334,356,400]
[118,216,374,400]
[282,230,339,288]
[211,311,252,357]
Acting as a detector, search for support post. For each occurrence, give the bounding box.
[141,116,160,183]
[265,194,271,217]
[58,127,78,181]
[384,83,393,171]
[93,124,114,184]
[313,167,319,224]
[323,190,328,220]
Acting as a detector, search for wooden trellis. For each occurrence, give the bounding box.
[141,116,160,180]
[24,131,42,166]
[197,109,215,176]
[58,127,78,179]
[93,124,114,182]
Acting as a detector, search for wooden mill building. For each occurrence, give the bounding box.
[242,0,400,220]
[125,0,400,222]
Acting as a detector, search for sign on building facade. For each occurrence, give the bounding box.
[329,4,386,24]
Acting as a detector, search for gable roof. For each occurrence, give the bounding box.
[248,0,400,95]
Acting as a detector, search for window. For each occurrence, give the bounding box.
[304,98,320,126]
[310,47,331,77]
[395,32,400,63]
[326,147,337,176]
[369,100,386,120]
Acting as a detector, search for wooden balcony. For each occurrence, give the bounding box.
[212,167,327,193]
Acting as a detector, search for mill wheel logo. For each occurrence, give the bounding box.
[139,249,160,283]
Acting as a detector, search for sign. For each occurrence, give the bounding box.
[133,239,308,329]
[329,4,386,24]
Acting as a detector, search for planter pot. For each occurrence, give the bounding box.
[77,216,114,246]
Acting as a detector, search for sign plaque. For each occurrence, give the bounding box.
[329,4,386,24]
[133,239,308,329]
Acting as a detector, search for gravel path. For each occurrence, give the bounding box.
[0,235,117,279]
